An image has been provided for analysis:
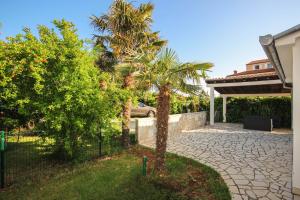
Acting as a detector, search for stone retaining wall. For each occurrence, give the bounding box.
[132,112,207,145]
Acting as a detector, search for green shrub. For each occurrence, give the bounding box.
[138,91,210,114]
[0,20,121,159]
[212,97,291,128]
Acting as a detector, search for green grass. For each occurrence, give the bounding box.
[1,146,231,200]
[3,134,125,187]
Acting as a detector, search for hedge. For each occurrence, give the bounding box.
[139,92,209,115]
[213,96,291,128]
[138,92,291,128]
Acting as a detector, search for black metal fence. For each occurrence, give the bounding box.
[0,130,128,188]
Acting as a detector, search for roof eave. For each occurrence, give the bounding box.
[274,24,300,40]
[259,34,287,85]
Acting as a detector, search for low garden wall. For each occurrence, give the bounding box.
[133,112,206,145]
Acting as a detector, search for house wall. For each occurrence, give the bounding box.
[292,37,300,196]
[246,61,272,71]
[133,112,207,145]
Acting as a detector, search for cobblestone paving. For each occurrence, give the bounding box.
[141,123,293,200]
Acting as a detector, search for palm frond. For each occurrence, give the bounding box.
[138,3,154,21]
[168,62,212,85]
[93,35,111,46]
[152,40,167,48]
[90,15,109,32]
[175,80,202,95]
[132,48,212,96]
[156,48,179,69]
[114,62,142,76]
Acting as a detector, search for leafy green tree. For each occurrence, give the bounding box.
[91,0,166,148]
[132,48,212,171]
[0,26,47,130]
[0,20,118,158]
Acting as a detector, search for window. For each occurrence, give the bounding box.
[267,63,272,68]
[254,65,260,70]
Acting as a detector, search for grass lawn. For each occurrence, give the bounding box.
[0,146,231,200]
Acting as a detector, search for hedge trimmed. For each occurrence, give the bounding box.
[214,97,291,128]
[139,92,291,128]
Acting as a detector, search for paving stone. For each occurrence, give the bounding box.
[285,182,292,189]
[239,185,252,190]
[270,183,280,190]
[251,181,268,187]
[267,192,281,200]
[230,185,240,194]
[234,179,250,185]
[253,189,268,197]
[241,168,254,175]
[259,197,270,200]
[270,171,281,177]
[244,174,255,180]
[252,186,268,191]
[233,194,243,200]
[282,191,293,198]
[225,178,236,186]
[239,189,245,195]
[254,174,266,181]
[227,168,240,174]
[246,190,257,199]
[140,123,293,200]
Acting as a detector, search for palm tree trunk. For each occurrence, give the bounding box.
[155,84,170,172]
[122,74,134,148]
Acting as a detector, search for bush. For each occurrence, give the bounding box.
[212,96,291,128]
[138,92,210,114]
[0,20,120,159]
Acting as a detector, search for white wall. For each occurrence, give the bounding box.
[293,38,300,194]
[133,112,207,145]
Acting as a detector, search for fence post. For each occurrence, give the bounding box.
[99,128,102,157]
[0,130,5,188]
[142,156,148,176]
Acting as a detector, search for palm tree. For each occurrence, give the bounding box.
[133,48,213,172]
[91,0,166,148]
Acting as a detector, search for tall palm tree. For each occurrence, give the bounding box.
[132,48,213,172]
[91,0,166,148]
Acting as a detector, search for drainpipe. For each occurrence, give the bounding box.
[259,35,292,90]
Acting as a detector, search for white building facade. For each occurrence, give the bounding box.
[260,24,300,200]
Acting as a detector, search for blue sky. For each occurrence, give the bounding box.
[1,0,300,78]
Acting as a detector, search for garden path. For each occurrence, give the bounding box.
[141,123,293,200]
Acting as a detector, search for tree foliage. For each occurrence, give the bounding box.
[0,20,120,158]
[127,48,212,171]
[138,91,209,114]
[91,0,165,62]
[91,0,166,148]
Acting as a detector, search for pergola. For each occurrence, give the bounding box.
[205,68,291,125]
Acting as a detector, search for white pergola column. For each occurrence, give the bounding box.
[223,96,227,123]
[210,87,215,125]
[293,37,300,196]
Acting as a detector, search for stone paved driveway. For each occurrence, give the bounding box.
[141,123,293,200]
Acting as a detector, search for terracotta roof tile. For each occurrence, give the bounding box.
[205,68,279,83]
[227,68,275,77]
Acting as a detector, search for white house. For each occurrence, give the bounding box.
[260,24,300,200]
